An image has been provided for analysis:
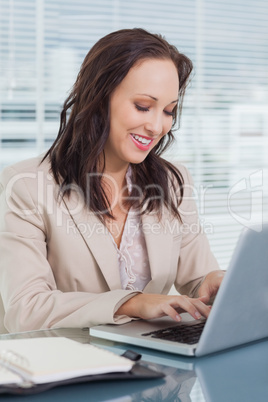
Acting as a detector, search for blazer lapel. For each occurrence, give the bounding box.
[61,193,121,291]
[142,211,174,294]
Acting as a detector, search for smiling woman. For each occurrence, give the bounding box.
[0,28,224,333]
[44,29,192,224]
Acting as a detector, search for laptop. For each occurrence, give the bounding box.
[90,327,268,401]
[90,224,268,356]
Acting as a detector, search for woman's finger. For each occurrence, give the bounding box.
[162,296,207,321]
[190,298,211,318]
[160,303,182,322]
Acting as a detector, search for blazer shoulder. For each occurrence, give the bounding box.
[170,162,193,186]
[0,154,51,182]
[164,161,194,193]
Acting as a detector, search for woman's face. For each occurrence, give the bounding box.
[104,58,179,170]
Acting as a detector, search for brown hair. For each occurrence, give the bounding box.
[43,28,193,221]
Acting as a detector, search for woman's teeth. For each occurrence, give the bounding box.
[131,134,152,145]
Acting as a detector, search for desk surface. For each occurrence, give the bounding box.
[1,327,268,402]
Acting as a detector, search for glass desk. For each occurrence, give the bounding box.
[0,327,268,401]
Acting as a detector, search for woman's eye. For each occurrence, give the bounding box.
[164,110,175,117]
[135,103,175,117]
[135,104,149,112]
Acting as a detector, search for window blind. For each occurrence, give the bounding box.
[0,0,267,270]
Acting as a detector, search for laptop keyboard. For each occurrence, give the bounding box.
[141,321,206,345]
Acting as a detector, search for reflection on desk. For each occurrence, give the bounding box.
[0,328,268,402]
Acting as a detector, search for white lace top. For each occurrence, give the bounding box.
[109,168,151,291]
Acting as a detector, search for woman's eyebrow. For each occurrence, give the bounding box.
[137,93,178,104]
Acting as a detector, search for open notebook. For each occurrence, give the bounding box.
[0,337,163,394]
[0,337,132,386]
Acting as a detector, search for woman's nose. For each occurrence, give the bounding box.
[144,112,163,136]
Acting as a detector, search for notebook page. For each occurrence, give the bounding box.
[0,365,23,386]
[0,337,133,384]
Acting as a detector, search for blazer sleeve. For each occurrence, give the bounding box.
[0,166,139,333]
[173,165,220,297]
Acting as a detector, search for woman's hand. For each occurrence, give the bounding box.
[116,293,211,322]
[198,270,225,302]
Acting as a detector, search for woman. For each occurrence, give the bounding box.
[0,28,224,333]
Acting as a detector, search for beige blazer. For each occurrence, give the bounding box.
[0,155,218,333]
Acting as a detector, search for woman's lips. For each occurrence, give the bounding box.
[130,133,153,151]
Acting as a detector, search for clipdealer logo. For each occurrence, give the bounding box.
[3,169,265,233]
[227,170,263,232]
